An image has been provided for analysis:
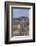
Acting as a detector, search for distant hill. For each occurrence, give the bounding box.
[13,16,29,24]
[13,16,29,21]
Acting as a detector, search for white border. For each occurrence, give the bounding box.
[9,5,33,41]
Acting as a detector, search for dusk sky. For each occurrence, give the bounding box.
[13,8,29,18]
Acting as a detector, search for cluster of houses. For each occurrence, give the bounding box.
[12,16,29,36]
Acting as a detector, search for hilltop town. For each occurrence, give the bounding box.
[12,16,29,36]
